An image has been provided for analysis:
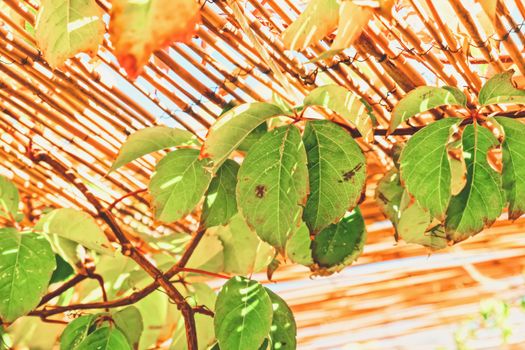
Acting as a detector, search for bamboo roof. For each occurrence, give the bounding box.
[1,0,525,348]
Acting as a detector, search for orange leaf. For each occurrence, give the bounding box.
[109,0,201,79]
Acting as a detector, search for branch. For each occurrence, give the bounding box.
[176,267,230,280]
[28,149,200,350]
[38,274,87,306]
[341,108,525,138]
[29,228,216,320]
[107,188,147,211]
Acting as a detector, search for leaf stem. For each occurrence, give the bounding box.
[177,267,230,280]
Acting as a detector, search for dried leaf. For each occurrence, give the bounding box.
[109,0,201,79]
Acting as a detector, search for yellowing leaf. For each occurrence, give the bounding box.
[330,1,373,53]
[35,208,114,255]
[109,0,201,79]
[304,85,375,141]
[478,70,525,106]
[477,0,498,22]
[110,126,199,172]
[35,0,104,68]
[281,0,339,51]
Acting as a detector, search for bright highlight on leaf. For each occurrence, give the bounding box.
[109,0,201,79]
[304,85,375,141]
[35,0,104,68]
[390,86,467,132]
[328,0,373,56]
[214,277,273,350]
[265,288,297,350]
[281,0,339,51]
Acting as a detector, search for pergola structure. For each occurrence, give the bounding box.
[1,0,525,348]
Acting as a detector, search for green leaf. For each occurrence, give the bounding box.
[302,120,366,234]
[311,208,366,270]
[445,125,504,242]
[216,213,275,275]
[264,288,297,350]
[478,70,525,105]
[78,253,139,300]
[285,222,313,266]
[237,122,269,153]
[113,306,143,350]
[0,229,56,322]
[375,169,448,250]
[201,103,284,169]
[374,169,405,225]
[140,233,191,256]
[399,118,461,220]
[202,160,239,228]
[76,327,131,350]
[493,117,525,219]
[272,93,293,115]
[281,0,339,51]
[390,86,466,132]
[149,149,212,223]
[44,233,82,268]
[303,85,374,141]
[397,201,447,250]
[110,126,199,172]
[50,254,74,284]
[60,314,97,350]
[237,125,308,252]
[35,208,113,255]
[134,291,169,349]
[186,233,224,273]
[214,276,273,350]
[35,0,104,68]
[0,176,19,220]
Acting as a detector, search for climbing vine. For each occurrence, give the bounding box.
[0,69,524,350]
[1,0,525,349]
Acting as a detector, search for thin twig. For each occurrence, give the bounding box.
[107,188,147,211]
[28,148,200,350]
[178,267,230,280]
[38,274,88,306]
